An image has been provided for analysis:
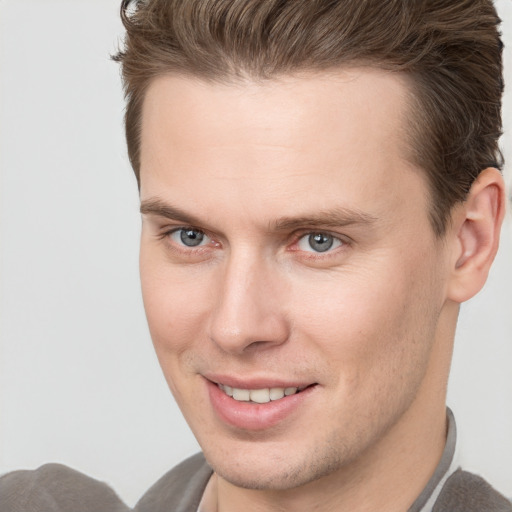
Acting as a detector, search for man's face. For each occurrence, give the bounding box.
[139,70,454,489]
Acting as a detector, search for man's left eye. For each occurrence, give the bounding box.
[297,233,342,253]
[171,228,211,248]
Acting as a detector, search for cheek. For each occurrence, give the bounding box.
[139,249,212,366]
[290,259,441,388]
[140,261,215,416]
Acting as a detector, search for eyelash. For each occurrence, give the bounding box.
[158,226,217,255]
[289,231,349,261]
[158,226,349,260]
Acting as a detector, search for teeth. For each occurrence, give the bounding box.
[269,387,285,400]
[218,384,301,403]
[232,388,250,401]
[250,388,270,403]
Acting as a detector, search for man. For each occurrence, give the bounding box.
[0,0,510,511]
[114,0,511,510]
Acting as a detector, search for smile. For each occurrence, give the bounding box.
[217,383,306,403]
[207,378,318,429]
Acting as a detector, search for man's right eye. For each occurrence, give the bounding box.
[170,228,211,248]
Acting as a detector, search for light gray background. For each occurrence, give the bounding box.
[1,0,511,507]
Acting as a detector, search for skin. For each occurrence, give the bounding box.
[138,69,505,512]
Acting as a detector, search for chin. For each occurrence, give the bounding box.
[210,460,323,491]
[201,437,347,491]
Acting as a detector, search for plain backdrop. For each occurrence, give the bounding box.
[1,0,511,507]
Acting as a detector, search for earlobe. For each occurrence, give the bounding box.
[447,167,506,303]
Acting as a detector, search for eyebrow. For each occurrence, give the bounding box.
[140,198,204,226]
[140,197,378,231]
[270,208,378,231]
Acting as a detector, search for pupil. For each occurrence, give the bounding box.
[180,229,204,247]
[309,233,333,252]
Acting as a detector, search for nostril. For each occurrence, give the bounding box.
[246,340,273,350]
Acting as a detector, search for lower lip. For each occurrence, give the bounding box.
[206,380,317,431]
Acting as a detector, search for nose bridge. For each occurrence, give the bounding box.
[208,246,289,353]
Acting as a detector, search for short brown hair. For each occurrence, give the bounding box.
[114,0,504,235]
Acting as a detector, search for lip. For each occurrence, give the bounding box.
[204,373,313,390]
[205,377,318,431]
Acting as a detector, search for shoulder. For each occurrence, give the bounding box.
[134,453,212,512]
[0,463,129,512]
[433,469,512,512]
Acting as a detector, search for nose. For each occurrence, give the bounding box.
[207,249,290,354]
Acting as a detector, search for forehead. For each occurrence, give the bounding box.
[139,69,429,232]
[140,68,411,163]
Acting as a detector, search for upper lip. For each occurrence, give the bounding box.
[203,373,316,390]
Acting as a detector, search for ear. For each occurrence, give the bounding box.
[447,167,506,303]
